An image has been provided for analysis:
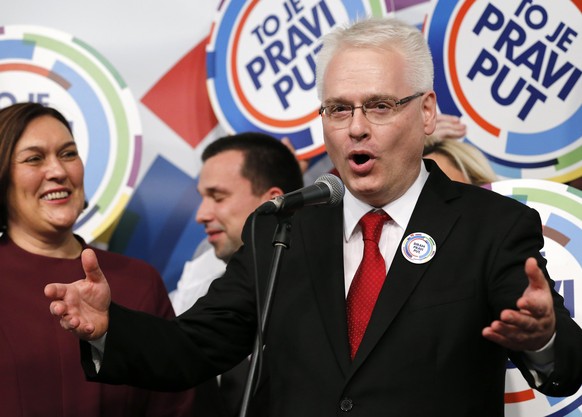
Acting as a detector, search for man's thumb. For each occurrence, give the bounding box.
[81,248,104,283]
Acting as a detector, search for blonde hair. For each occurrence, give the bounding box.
[423,136,497,186]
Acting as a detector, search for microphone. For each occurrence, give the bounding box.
[256,173,345,215]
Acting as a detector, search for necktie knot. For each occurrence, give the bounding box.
[359,210,390,244]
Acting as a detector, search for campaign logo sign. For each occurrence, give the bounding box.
[425,1,582,183]
[206,0,391,159]
[491,179,582,416]
[0,25,142,241]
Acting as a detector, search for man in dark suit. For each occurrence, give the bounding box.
[46,17,582,417]
[172,133,303,417]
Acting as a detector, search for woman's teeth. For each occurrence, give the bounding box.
[42,191,69,201]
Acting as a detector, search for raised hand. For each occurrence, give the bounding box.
[44,248,111,341]
[482,257,556,351]
[432,114,467,141]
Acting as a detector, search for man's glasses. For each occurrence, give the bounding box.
[319,92,424,127]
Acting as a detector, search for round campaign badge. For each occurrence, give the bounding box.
[0,25,142,242]
[490,179,582,416]
[401,232,437,264]
[205,0,392,159]
[424,0,582,183]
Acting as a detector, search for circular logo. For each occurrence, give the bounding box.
[206,0,388,159]
[425,1,582,183]
[491,179,582,416]
[401,232,437,264]
[0,25,142,241]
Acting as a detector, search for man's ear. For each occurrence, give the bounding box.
[264,186,285,200]
[422,91,437,136]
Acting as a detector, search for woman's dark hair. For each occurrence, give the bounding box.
[0,102,72,230]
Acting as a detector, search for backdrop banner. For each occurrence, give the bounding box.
[2,1,580,414]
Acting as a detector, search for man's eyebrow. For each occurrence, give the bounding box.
[197,185,230,195]
[323,94,397,105]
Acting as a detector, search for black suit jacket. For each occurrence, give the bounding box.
[84,161,582,417]
[191,359,269,417]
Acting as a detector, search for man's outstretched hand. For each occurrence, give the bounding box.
[482,257,556,352]
[45,249,111,341]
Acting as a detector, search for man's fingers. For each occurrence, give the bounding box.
[483,258,556,351]
[520,257,552,317]
[524,257,548,290]
[44,283,60,298]
[81,248,105,283]
[433,114,467,139]
[49,300,66,317]
[436,114,461,123]
[500,308,542,331]
[482,325,512,347]
[81,323,96,335]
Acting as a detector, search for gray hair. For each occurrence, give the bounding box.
[316,17,434,99]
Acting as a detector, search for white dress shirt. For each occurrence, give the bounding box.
[170,248,226,315]
[343,162,428,296]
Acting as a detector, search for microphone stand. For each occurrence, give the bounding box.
[238,213,293,417]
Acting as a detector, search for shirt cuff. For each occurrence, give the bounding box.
[88,333,107,373]
[525,332,556,366]
[524,332,556,387]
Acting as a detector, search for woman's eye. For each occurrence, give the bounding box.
[24,155,43,163]
[62,150,79,159]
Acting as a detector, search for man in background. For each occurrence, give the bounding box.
[170,132,303,417]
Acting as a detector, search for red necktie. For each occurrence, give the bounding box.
[346,210,390,360]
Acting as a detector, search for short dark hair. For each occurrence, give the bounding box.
[202,132,304,195]
[0,102,72,230]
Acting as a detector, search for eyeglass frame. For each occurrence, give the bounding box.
[318,92,425,125]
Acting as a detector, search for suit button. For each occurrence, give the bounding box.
[340,397,353,412]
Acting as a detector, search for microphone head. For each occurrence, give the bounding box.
[314,173,344,207]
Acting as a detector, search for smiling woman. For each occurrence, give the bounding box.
[2,107,85,257]
[0,102,195,417]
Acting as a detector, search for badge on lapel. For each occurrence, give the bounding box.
[401,232,436,264]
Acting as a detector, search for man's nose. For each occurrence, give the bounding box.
[195,198,214,224]
[348,106,371,140]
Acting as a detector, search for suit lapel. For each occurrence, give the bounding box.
[350,161,463,369]
[298,204,352,374]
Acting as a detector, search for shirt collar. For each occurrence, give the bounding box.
[343,162,429,242]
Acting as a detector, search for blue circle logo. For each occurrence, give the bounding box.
[425,0,582,182]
